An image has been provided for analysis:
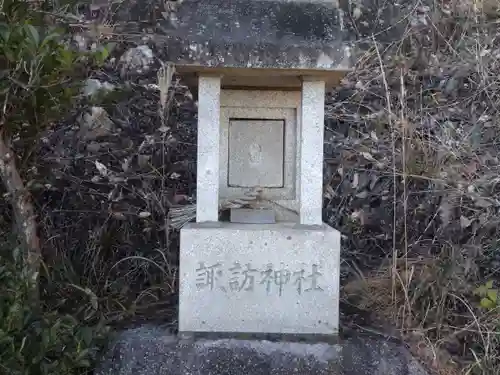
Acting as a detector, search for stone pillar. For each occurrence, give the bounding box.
[196,75,221,222]
[299,79,325,225]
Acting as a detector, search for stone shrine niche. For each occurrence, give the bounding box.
[218,90,300,222]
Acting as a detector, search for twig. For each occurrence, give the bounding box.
[373,36,398,312]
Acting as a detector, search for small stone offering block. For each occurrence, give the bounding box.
[230,208,276,224]
[179,222,340,335]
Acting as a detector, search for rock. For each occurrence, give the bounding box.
[86,141,102,152]
[83,79,116,97]
[78,106,116,141]
[95,325,429,375]
[72,34,89,51]
[119,45,154,77]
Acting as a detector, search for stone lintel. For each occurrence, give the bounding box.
[176,66,347,91]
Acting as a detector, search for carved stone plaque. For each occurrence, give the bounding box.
[228,119,285,188]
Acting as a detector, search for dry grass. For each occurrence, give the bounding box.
[31,50,192,326]
[338,2,500,373]
[344,253,500,374]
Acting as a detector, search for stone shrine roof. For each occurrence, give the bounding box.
[161,0,353,75]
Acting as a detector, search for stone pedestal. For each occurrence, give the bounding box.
[179,222,340,335]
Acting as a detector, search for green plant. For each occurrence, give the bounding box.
[0,0,110,284]
[0,1,111,373]
[0,0,93,142]
[474,281,498,310]
[0,245,109,375]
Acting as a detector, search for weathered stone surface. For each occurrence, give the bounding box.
[156,0,352,71]
[95,325,429,375]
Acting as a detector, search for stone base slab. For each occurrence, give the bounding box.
[179,222,340,335]
[95,326,429,375]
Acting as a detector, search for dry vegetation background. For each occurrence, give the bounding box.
[334,1,500,373]
[1,0,500,374]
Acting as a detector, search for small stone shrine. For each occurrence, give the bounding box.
[166,0,352,338]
